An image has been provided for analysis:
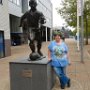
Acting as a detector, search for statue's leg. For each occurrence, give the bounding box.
[37,43,43,56]
[36,31,43,56]
[29,40,35,53]
[28,28,35,53]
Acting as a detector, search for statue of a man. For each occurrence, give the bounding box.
[19,0,46,60]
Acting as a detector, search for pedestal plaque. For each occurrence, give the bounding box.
[9,57,55,90]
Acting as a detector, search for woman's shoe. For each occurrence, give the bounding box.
[60,85,65,89]
[67,79,71,87]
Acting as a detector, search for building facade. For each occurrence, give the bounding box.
[0,0,11,58]
[0,0,53,58]
[37,0,53,41]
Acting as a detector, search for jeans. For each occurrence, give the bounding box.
[53,67,69,86]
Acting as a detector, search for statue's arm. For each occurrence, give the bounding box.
[19,12,28,27]
[39,13,46,24]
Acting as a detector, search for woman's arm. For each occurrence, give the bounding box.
[48,49,51,61]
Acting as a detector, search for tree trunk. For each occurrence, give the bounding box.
[85,15,88,45]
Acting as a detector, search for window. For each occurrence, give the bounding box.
[9,0,13,2]
[13,0,17,4]
[17,0,20,5]
[9,0,20,6]
[0,31,5,58]
[0,0,2,4]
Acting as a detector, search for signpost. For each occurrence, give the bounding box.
[77,0,84,63]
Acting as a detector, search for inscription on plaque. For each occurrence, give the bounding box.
[21,70,32,78]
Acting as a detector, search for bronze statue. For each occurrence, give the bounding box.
[19,0,46,60]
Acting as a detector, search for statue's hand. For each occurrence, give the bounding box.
[19,24,21,27]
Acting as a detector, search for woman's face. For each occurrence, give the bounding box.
[54,35,61,42]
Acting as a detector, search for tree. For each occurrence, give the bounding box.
[56,0,77,27]
[84,0,90,44]
[72,29,77,36]
[57,0,90,44]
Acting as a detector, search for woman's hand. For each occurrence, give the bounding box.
[48,58,52,61]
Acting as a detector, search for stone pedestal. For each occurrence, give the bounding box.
[9,57,55,90]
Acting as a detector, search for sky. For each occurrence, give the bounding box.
[50,0,66,27]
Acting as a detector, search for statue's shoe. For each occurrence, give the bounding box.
[38,51,43,56]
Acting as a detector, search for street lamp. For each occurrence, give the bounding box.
[80,0,84,63]
[77,0,84,63]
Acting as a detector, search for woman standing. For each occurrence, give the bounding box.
[48,32,71,89]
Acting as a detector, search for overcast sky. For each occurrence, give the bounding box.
[51,0,66,27]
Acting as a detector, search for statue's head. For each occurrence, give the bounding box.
[29,0,37,10]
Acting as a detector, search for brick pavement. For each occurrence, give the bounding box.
[0,39,90,90]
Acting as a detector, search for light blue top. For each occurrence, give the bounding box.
[48,41,69,67]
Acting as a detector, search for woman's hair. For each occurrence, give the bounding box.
[53,31,62,38]
[61,33,65,41]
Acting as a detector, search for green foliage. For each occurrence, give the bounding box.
[72,29,77,36]
[68,30,74,36]
[57,0,90,30]
[84,20,90,36]
[56,0,77,27]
